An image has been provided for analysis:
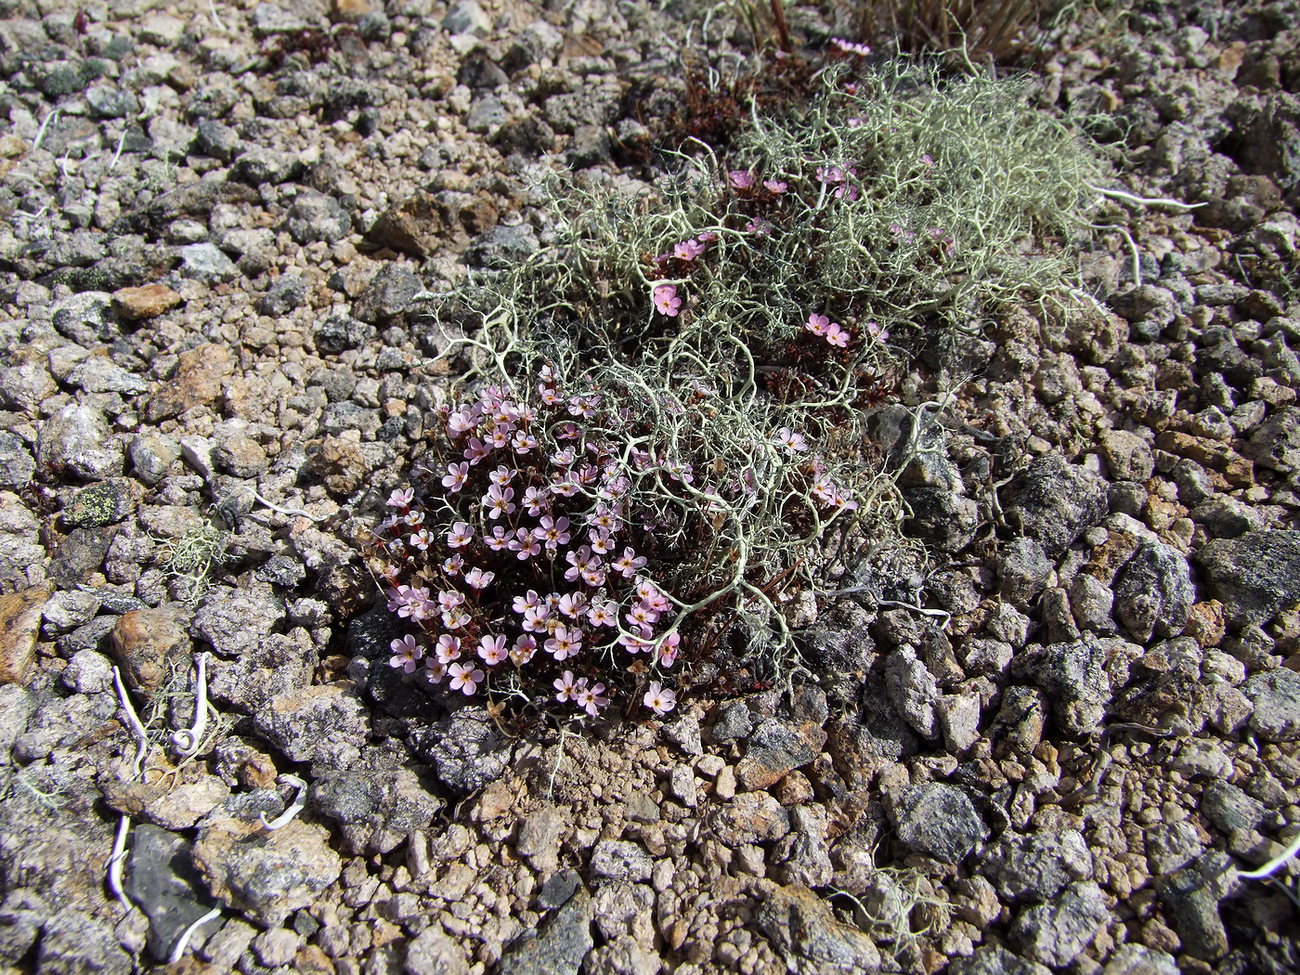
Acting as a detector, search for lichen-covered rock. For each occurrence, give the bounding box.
[1113,541,1195,643]
[1197,531,1300,626]
[1003,456,1109,556]
[753,881,882,975]
[192,818,342,927]
[890,783,988,862]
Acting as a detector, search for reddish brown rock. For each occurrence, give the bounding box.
[144,343,234,422]
[110,605,192,693]
[112,284,183,321]
[0,583,53,685]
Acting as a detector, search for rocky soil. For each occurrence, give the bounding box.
[2,0,1300,973]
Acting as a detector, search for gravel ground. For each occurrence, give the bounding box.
[1,1,1299,973]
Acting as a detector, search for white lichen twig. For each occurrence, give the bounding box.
[259,774,308,831]
[169,906,222,964]
[170,652,210,758]
[107,813,134,911]
[243,487,323,522]
[1088,183,1207,211]
[1237,830,1300,881]
[112,666,150,779]
[31,107,59,153]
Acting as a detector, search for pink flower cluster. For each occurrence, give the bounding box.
[372,368,689,719]
[815,164,860,202]
[829,37,872,58]
[804,312,851,349]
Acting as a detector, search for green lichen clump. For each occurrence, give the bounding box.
[380,58,1106,715]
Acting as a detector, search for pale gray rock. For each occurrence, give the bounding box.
[1011,881,1109,967]
[418,709,512,797]
[285,190,352,244]
[1200,781,1267,833]
[310,766,443,854]
[1113,541,1194,643]
[0,432,35,490]
[37,403,124,480]
[591,840,653,882]
[405,926,471,975]
[999,536,1052,602]
[253,685,370,767]
[1197,531,1300,626]
[890,784,988,862]
[775,805,834,887]
[178,242,237,281]
[1102,943,1179,975]
[950,944,1050,975]
[1003,456,1109,556]
[884,646,941,740]
[1242,668,1300,742]
[36,910,132,975]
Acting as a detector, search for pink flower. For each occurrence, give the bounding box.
[866,320,890,342]
[478,634,508,665]
[728,170,756,189]
[389,635,423,674]
[653,284,682,317]
[511,634,538,665]
[587,598,618,628]
[658,632,681,668]
[576,681,608,717]
[534,515,571,551]
[643,681,676,716]
[423,659,446,683]
[448,662,485,695]
[488,465,515,487]
[774,426,808,454]
[463,438,492,465]
[441,462,469,493]
[409,528,433,551]
[511,529,541,561]
[823,322,850,348]
[830,37,872,57]
[464,566,496,590]
[513,590,542,614]
[485,526,512,551]
[612,547,647,579]
[511,429,538,454]
[545,625,583,661]
[763,179,788,194]
[387,488,414,508]
[521,604,550,633]
[435,634,462,664]
[554,670,579,703]
[805,312,831,336]
[674,238,706,261]
[483,483,516,519]
[445,522,473,548]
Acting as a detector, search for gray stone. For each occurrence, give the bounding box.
[195,118,240,160]
[285,190,352,244]
[1145,819,1204,875]
[980,829,1091,903]
[259,275,307,316]
[35,910,131,975]
[309,766,443,854]
[1099,429,1155,481]
[590,840,653,882]
[353,263,423,324]
[443,1,491,37]
[41,589,102,634]
[891,784,988,862]
[1191,496,1262,538]
[253,685,371,767]
[315,312,376,353]
[884,646,941,740]
[85,83,140,118]
[775,805,834,887]
[710,702,752,742]
[418,709,512,797]
[1243,407,1300,472]
[125,824,220,962]
[128,434,181,485]
[950,944,1051,975]
[999,536,1052,602]
[736,717,827,791]
[903,485,980,553]
[1200,781,1267,833]
[61,649,113,694]
[466,222,540,270]
[0,432,35,490]
[1069,573,1116,633]
[0,890,45,967]
[192,818,342,927]
[405,926,471,975]
[37,403,125,481]
[497,886,593,975]
[1101,943,1179,975]
[1010,881,1109,967]
[1242,668,1300,742]
[251,927,300,967]
[1003,456,1109,556]
[1155,856,1230,960]
[754,882,882,975]
[1113,541,1194,643]
[65,357,150,395]
[178,242,238,282]
[232,145,303,185]
[51,291,115,345]
[1012,639,1110,736]
[1197,531,1300,626]
[0,360,58,412]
